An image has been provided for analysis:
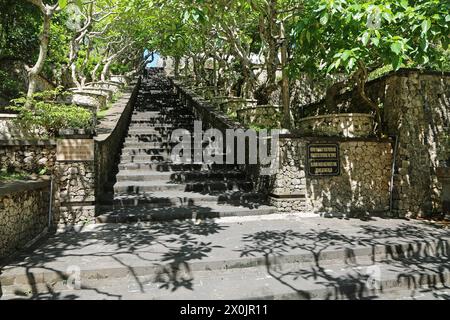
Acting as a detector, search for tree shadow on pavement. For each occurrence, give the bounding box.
[238,221,450,300]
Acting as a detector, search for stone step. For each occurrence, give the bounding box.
[3,259,448,300]
[120,147,220,157]
[122,140,210,148]
[115,170,245,182]
[128,122,194,127]
[122,142,170,148]
[97,204,277,223]
[131,112,192,117]
[120,154,168,162]
[101,190,266,206]
[126,133,169,139]
[127,128,174,134]
[113,180,254,194]
[119,153,227,163]
[130,116,193,122]
[118,162,238,171]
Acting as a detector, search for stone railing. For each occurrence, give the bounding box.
[94,78,141,205]
[170,78,274,193]
[0,179,51,262]
[172,80,243,132]
[110,75,130,85]
[69,87,114,101]
[297,113,375,138]
[85,81,123,94]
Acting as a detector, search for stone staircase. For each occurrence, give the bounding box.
[97,72,276,223]
[1,72,449,301]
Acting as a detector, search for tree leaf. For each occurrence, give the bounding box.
[320,13,329,25]
[58,0,68,9]
[400,0,409,9]
[75,0,83,8]
[348,57,356,70]
[341,50,351,61]
[361,31,370,46]
[390,42,402,55]
[371,37,380,47]
[421,19,431,36]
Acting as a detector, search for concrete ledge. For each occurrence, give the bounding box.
[0,179,50,197]
[94,86,138,141]
[278,134,393,143]
[0,139,56,146]
[171,79,244,132]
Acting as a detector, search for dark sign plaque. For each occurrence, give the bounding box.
[307,143,340,176]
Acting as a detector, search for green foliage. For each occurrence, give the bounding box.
[0,70,21,99]
[0,0,40,65]
[291,0,450,76]
[0,169,29,182]
[7,88,93,137]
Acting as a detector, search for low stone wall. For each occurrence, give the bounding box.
[294,69,450,218]
[61,92,105,111]
[110,75,130,85]
[297,113,375,138]
[0,140,56,173]
[71,88,114,101]
[270,136,392,215]
[94,78,140,206]
[0,180,50,262]
[85,81,123,93]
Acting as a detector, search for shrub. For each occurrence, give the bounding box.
[7,88,93,137]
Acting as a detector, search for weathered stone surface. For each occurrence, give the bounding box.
[0,180,50,261]
[382,72,450,218]
[0,143,57,173]
[297,113,375,138]
[294,70,449,218]
[269,137,392,215]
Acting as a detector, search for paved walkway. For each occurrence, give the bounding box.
[1,215,449,299]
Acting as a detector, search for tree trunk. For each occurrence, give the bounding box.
[101,59,113,81]
[325,80,348,113]
[27,9,52,99]
[174,57,180,78]
[280,21,290,129]
[91,60,102,82]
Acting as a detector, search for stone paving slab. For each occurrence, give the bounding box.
[1,215,448,285]
[2,256,449,300]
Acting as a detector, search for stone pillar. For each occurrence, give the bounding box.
[55,129,96,225]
